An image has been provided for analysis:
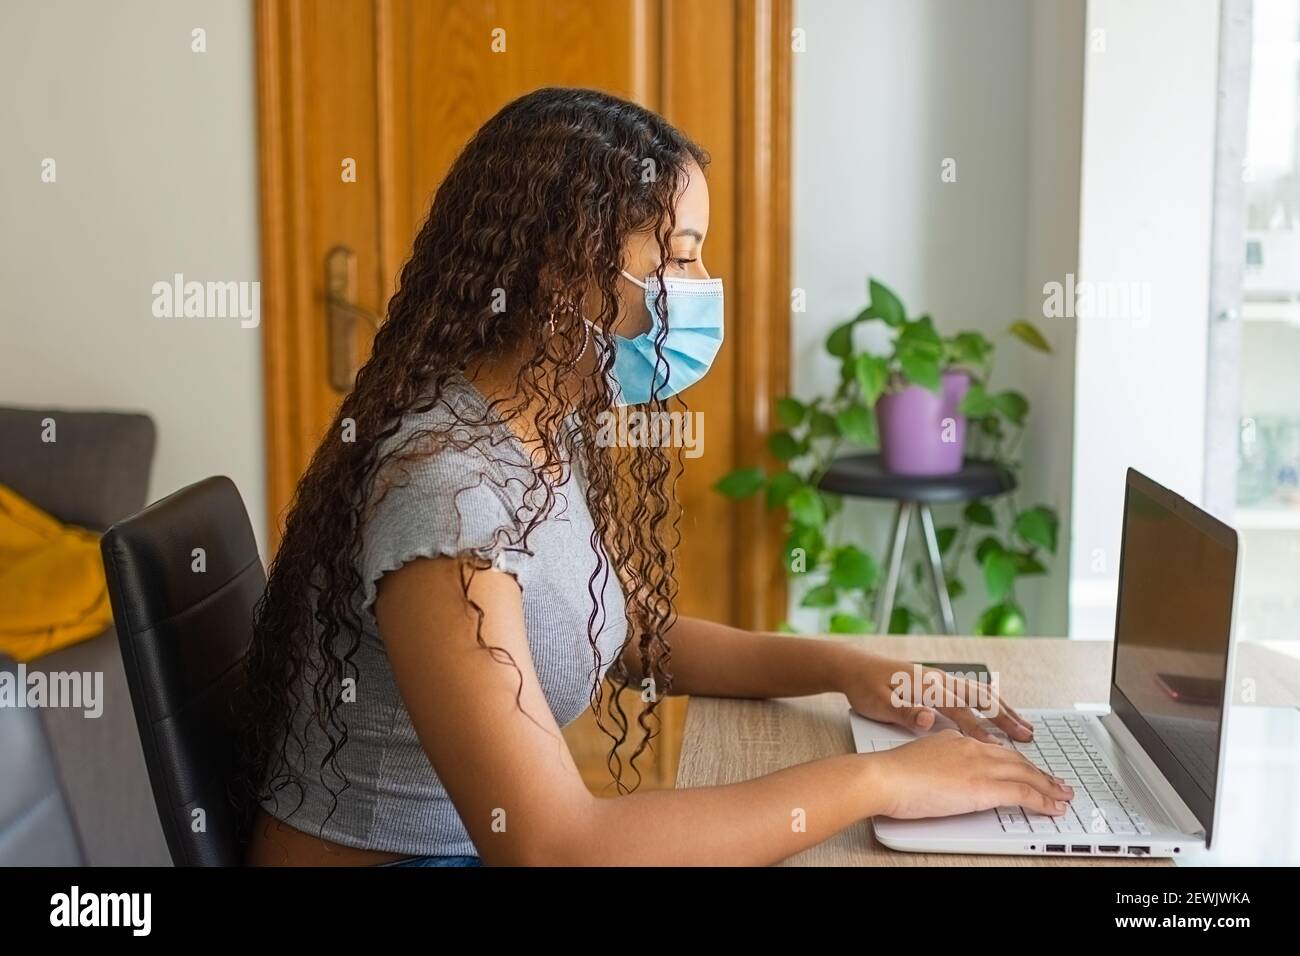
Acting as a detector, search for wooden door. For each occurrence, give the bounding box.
[257,0,791,791]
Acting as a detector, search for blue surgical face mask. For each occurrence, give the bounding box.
[605,269,724,406]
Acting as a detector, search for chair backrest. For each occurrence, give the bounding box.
[100,476,264,866]
[0,656,85,865]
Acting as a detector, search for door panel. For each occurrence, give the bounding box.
[660,0,738,630]
[258,0,385,518]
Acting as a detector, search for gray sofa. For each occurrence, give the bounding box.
[0,405,170,865]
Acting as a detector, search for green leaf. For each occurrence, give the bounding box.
[948,331,993,367]
[826,321,855,358]
[963,501,996,526]
[888,606,917,634]
[959,382,994,417]
[800,582,838,608]
[787,486,827,527]
[974,605,999,636]
[1013,551,1047,575]
[1014,506,1059,553]
[975,601,1027,637]
[974,535,1003,565]
[992,390,1030,426]
[1008,320,1052,353]
[869,279,907,327]
[936,526,957,553]
[829,612,873,634]
[776,396,807,428]
[765,471,802,510]
[776,620,799,634]
[982,548,1018,602]
[868,280,909,329]
[809,410,839,438]
[830,545,879,591]
[898,351,942,392]
[835,404,877,447]
[838,358,857,387]
[713,466,765,499]
[899,315,943,350]
[946,577,966,599]
[768,430,801,461]
[854,353,890,406]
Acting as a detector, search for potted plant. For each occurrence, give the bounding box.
[714,277,1058,636]
[827,279,1049,475]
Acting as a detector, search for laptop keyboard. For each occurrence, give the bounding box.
[998,714,1150,836]
[867,714,1153,836]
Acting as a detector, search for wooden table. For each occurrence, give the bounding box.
[675,636,1300,866]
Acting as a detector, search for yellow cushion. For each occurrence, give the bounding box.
[0,484,113,661]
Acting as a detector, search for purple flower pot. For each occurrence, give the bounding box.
[875,370,971,475]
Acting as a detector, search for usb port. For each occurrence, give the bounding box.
[1127,845,1151,856]
[1070,845,1091,854]
[1046,844,1066,853]
[1099,845,1121,853]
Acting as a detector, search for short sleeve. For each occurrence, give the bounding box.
[356,448,530,623]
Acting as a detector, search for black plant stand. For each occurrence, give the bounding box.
[818,453,1016,634]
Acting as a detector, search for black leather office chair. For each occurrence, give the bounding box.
[100,476,264,866]
[0,656,85,865]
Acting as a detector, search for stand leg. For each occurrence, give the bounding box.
[919,503,957,635]
[876,502,912,634]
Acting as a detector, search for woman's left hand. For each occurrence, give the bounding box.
[836,649,1036,743]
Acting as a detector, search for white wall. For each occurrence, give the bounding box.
[1021,0,1087,637]
[1068,0,1221,639]
[0,0,266,554]
[792,0,1084,635]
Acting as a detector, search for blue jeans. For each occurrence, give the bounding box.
[382,854,481,867]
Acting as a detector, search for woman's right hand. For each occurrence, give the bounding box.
[870,729,1073,820]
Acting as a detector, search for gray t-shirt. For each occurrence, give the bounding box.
[263,376,628,856]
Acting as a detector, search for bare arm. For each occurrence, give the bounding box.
[631,614,854,699]
[622,615,1040,744]
[375,560,1069,866]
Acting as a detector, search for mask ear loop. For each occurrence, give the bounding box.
[620,269,649,290]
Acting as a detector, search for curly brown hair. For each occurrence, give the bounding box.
[234,87,709,834]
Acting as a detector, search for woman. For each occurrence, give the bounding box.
[239,87,1070,867]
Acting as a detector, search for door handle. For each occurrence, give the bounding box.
[325,245,382,392]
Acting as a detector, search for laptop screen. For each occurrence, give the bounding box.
[1110,469,1238,845]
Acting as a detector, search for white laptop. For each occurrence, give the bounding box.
[851,468,1240,859]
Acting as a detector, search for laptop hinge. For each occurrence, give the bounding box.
[1098,711,1204,837]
